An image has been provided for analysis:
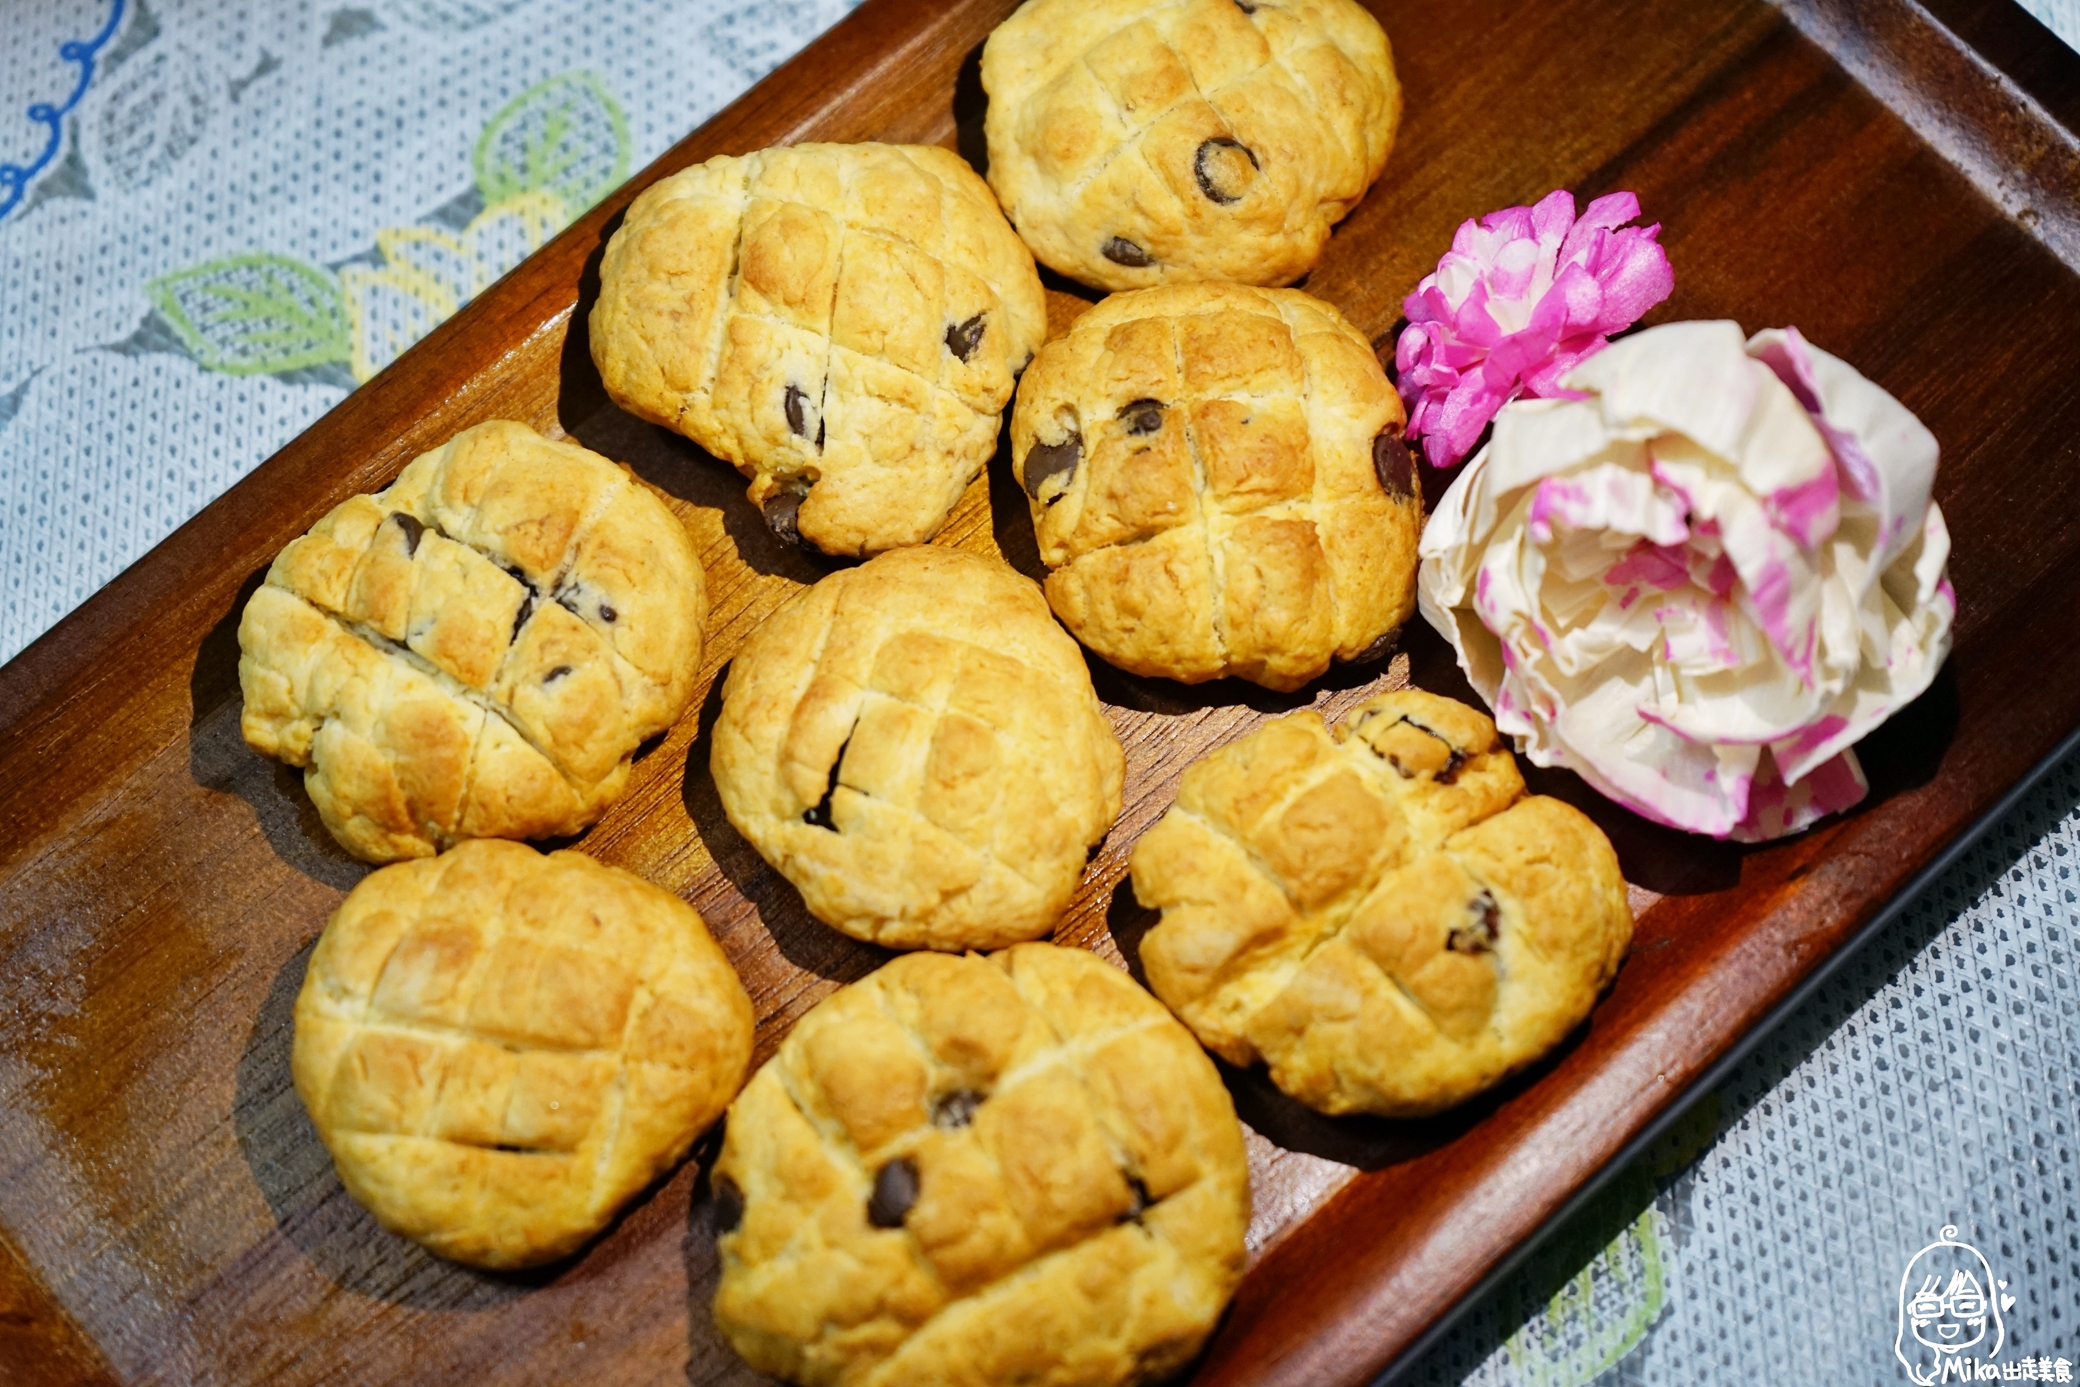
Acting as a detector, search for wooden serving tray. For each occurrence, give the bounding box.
[5,0,2079,1382]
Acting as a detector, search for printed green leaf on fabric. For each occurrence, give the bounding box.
[473,72,629,218]
[1480,1097,1712,1385]
[146,253,350,375]
[1495,1182,1669,1386]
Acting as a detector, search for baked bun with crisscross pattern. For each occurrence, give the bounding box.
[711,943,1248,1387]
[711,546,1125,951]
[238,420,706,863]
[1012,282,1420,691]
[982,0,1401,291]
[291,839,754,1269]
[1132,689,1633,1116]
[590,142,1048,557]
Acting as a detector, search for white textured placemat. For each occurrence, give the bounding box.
[0,0,860,664]
[2020,0,2080,44]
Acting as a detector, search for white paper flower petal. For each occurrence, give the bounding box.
[1483,398,1631,500]
[1418,320,1955,840]
[1565,320,1761,463]
[1751,328,1939,568]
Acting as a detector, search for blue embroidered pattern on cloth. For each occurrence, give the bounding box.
[0,3,2076,1385]
[0,0,126,221]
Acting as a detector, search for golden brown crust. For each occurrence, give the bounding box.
[1011,283,1419,691]
[712,944,1249,1387]
[1131,689,1633,1116]
[590,142,1048,556]
[711,547,1125,951]
[291,839,754,1268]
[983,0,1401,291]
[237,420,707,863]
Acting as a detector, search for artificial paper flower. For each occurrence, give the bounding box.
[1417,320,1954,841]
[1395,189,1675,470]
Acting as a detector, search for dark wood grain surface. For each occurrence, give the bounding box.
[2,1,2076,1384]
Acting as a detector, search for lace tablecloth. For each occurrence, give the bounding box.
[0,0,864,663]
[3,2,2075,1383]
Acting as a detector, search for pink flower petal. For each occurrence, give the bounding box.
[1569,191,1644,243]
[1530,188,1579,244]
[1590,229,1677,328]
[1399,189,1675,468]
[1428,375,1509,467]
[1519,337,1608,398]
[1484,205,1538,242]
[1532,262,1603,337]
